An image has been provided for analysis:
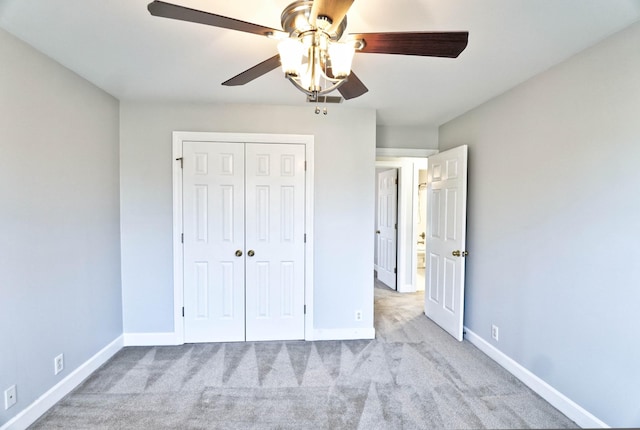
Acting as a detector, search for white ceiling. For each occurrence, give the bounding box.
[1,0,639,127]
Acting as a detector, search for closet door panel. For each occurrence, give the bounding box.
[183,141,245,342]
[245,143,306,341]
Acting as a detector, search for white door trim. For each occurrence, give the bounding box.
[376,148,437,158]
[172,131,315,344]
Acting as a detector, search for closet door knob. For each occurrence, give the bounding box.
[248,250,255,257]
[452,250,461,257]
[235,250,243,257]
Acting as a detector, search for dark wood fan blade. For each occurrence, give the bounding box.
[351,32,469,58]
[148,1,282,37]
[310,0,354,31]
[222,55,281,86]
[338,71,368,100]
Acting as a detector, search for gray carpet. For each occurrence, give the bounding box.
[30,281,577,429]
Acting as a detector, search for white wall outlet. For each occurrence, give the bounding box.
[355,310,363,321]
[491,324,499,341]
[54,354,64,375]
[4,385,17,410]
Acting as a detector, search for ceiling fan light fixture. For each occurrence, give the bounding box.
[328,42,355,79]
[277,38,304,76]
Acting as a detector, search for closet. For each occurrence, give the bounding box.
[181,140,306,342]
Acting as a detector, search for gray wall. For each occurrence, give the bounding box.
[377,125,438,149]
[439,22,640,427]
[0,29,122,425]
[120,103,376,334]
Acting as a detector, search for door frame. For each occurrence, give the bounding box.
[375,148,437,293]
[172,131,315,344]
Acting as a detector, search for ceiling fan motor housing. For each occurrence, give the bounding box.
[281,0,347,40]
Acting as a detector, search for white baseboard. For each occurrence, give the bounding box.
[397,283,416,293]
[123,332,181,346]
[463,327,609,429]
[1,335,124,430]
[312,327,375,341]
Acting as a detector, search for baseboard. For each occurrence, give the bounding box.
[396,283,416,293]
[313,327,375,341]
[463,327,609,429]
[123,332,182,346]
[1,335,124,430]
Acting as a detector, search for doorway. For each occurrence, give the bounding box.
[374,149,435,293]
[172,132,315,344]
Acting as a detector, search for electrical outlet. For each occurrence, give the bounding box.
[491,324,499,341]
[54,354,64,375]
[355,310,363,321]
[4,385,17,410]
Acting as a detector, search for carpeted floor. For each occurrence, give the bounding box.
[30,281,577,429]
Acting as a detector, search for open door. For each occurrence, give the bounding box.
[424,145,468,341]
[376,169,398,289]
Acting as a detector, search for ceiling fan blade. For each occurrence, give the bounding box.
[310,0,354,32]
[148,1,284,37]
[351,32,469,58]
[338,71,368,100]
[222,55,282,86]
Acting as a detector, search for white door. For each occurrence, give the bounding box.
[245,144,306,341]
[376,169,398,289]
[182,141,306,343]
[183,141,246,343]
[424,145,468,341]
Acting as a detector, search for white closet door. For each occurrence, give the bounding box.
[244,143,306,341]
[182,141,245,343]
[376,168,398,289]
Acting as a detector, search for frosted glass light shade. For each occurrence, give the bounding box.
[277,38,304,76]
[328,42,355,79]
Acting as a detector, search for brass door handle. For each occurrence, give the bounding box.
[462,251,469,257]
[452,250,461,257]
[235,250,243,257]
[248,250,255,257]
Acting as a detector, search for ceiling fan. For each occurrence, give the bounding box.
[148,0,469,102]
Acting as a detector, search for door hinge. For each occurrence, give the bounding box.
[304,161,307,171]
[394,178,398,185]
[181,233,184,243]
[304,233,307,243]
[176,157,183,168]
[304,305,307,314]
[182,307,185,317]
[394,223,397,230]
[394,268,397,274]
